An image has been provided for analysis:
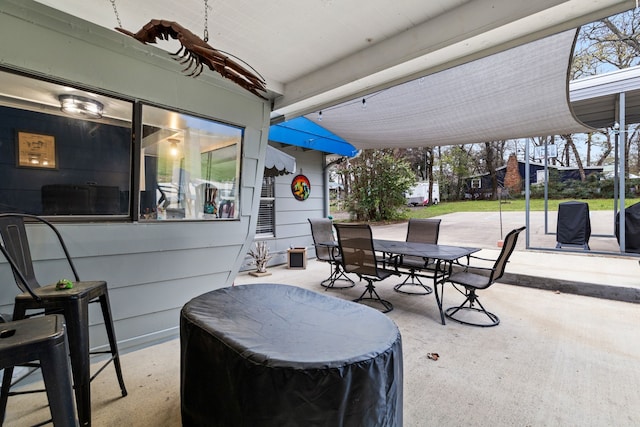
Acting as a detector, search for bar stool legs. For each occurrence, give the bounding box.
[0,315,78,426]
[5,281,128,427]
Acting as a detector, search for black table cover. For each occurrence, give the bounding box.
[180,283,403,427]
[556,201,591,249]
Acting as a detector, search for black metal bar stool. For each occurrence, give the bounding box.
[0,314,78,426]
[0,214,127,427]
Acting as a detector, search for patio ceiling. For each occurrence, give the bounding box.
[30,0,636,148]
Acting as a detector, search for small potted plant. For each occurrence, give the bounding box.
[248,241,273,277]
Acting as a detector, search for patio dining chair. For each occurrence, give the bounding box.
[0,213,127,426]
[334,223,398,313]
[308,218,354,290]
[444,226,525,327]
[393,218,441,295]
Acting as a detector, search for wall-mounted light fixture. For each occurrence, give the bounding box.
[58,95,104,119]
[168,138,180,157]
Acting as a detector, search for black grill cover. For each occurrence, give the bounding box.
[615,202,640,253]
[556,201,591,247]
[180,283,403,427]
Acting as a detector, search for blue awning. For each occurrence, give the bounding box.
[269,117,358,157]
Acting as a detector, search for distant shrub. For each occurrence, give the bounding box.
[528,176,639,199]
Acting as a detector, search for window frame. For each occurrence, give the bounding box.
[0,67,245,223]
[0,68,134,222]
[137,102,244,222]
[256,175,275,237]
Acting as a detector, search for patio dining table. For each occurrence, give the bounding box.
[373,239,480,324]
[321,239,480,324]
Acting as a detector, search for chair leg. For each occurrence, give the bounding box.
[353,280,393,313]
[98,294,127,397]
[321,262,354,290]
[0,366,13,422]
[40,335,78,426]
[0,303,29,423]
[393,269,433,295]
[7,289,127,426]
[444,288,500,327]
[62,300,92,427]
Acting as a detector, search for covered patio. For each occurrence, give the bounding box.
[1,2,639,425]
[5,210,640,425]
[5,216,639,425]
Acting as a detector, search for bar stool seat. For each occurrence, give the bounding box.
[0,314,78,426]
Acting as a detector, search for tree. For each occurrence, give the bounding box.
[478,141,506,200]
[572,9,640,175]
[340,149,414,221]
[439,145,474,200]
[400,146,437,204]
[572,10,640,78]
[561,134,586,181]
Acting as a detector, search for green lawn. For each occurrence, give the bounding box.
[406,198,640,219]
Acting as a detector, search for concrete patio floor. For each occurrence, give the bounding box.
[233,258,640,426]
[4,213,639,426]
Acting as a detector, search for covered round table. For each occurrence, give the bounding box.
[180,283,403,427]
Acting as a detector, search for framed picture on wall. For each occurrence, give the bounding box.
[16,131,57,169]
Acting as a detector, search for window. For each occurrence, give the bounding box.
[256,176,275,236]
[139,104,242,221]
[0,69,243,222]
[471,178,482,189]
[0,69,132,217]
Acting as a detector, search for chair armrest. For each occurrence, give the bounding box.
[454,253,496,267]
[468,254,497,262]
[450,262,495,276]
[462,265,495,275]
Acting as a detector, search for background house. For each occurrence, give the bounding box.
[465,156,604,199]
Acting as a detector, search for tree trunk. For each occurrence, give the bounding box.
[563,134,586,181]
[484,142,498,200]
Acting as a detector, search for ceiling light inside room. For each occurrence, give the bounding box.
[58,94,104,119]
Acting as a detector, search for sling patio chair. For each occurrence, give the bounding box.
[334,223,398,313]
[308,218,354,290]
[444,226,525,327]
[393,218,442,295]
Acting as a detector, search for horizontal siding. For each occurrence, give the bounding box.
[242,148,326,272]
[0,1,269,351]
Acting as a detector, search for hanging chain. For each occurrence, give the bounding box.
[203,0,210,42]
[110,0,122,28]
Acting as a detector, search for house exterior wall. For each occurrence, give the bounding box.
[0,1,269,350]
[241,146,325,271]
